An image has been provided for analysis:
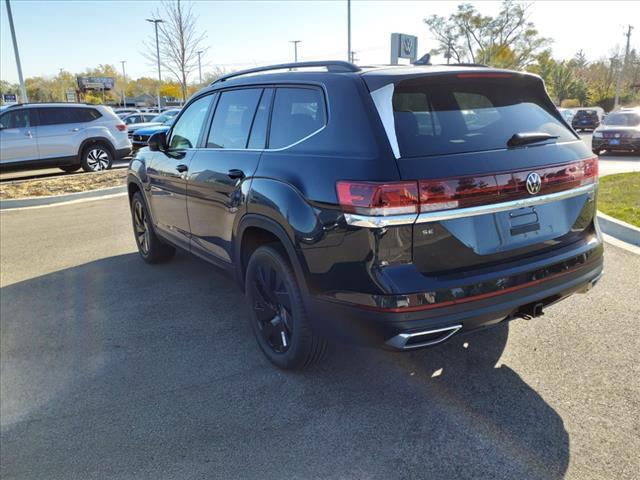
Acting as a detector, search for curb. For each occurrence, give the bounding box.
[597,211,640,247]
[0,186,127,211]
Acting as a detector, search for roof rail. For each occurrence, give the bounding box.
[212,61,361,85]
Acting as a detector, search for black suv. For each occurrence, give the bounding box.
[127,61,603,369]
[571,109,601,131]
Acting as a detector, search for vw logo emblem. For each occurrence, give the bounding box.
[526,172,542,195]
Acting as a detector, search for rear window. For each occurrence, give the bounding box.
[391,77,575,158]
[604,112,640,126]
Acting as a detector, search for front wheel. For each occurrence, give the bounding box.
[245,245,327,369]
[81,143,113,172]
[130,191,175,263]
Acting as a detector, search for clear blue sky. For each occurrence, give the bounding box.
[1,0,638,84]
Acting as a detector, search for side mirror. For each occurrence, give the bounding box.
[148,131,167,152]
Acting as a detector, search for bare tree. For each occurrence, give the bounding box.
[144,0,208,102]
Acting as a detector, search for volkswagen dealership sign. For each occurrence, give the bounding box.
[390,33,418,64]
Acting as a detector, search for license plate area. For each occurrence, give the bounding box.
[609,139,620,145]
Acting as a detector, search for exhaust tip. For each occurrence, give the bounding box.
[386,324,462,350]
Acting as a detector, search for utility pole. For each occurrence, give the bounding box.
[350,51,358,64]
[59,68,64,102]
[613,25,633,110]
[5,0,28,102]
[146,18,163,110]
[197,51,203,84]
[290,40,301,63]
[347,0,351,62]
[120,61,127,107]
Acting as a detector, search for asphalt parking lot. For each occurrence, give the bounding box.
[1,195,639,480]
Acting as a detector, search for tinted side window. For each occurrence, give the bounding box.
[207,89,262,149]
[247,89,273,149]
[36,107,97,125]
[169,95,213,149]
[0,109,34,128]
[269,87,326,149]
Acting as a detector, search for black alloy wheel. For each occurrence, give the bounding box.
[130,191,175,263]
[251,260,294,353]
[245,245,327,369]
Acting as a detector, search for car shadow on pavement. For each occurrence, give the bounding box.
[1,251,568,480]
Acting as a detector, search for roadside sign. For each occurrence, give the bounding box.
[77,76,115,92]
[2,93,18,105]
[66,90,77,103]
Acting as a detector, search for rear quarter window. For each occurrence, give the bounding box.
[391,77,575,158]
[269,87,326,149]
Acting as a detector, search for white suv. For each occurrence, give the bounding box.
[0,103,131,172]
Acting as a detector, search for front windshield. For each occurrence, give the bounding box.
[152,113,170,123]
[604,112,640,126]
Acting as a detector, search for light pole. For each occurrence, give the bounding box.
[59,68,64,101]
[289,40,301,63]
[5,0,28,102]
[197,50,203,84]
[146,18,163,110]
[120,61,127,107]
[347,0,351,63]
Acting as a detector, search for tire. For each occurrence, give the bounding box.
[81,142,113,172]
[59,165,80,173]
[245,245,328,369]
[130,191,175,263]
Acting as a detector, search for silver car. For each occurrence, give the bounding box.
[0,103,131,172]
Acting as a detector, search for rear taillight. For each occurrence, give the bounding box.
[336,181,419,215]
[337,157,598,217]
[116,124,127,132]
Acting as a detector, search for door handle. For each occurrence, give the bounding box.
[228,169,245,180]
[69,127,80,132]
[24,131,32,138]
[176,164,189,173]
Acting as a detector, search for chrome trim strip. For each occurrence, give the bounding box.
[416,183,596,224]
[344,213,418,228]
[386,324,463,350]
[344,183,596,228]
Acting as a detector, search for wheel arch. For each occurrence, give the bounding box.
[78,136,115,159]
[236,214,310,294]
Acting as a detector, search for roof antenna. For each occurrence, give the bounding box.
[413,53,431,66]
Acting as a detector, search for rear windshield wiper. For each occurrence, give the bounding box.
[507,132,559,148]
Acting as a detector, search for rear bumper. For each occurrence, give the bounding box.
[306,242,603,349]
[115,147,132,160]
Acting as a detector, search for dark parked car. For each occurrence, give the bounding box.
[127,61,603,369]
[131,118,174,152]
[592,108,640,154]
[571,109,601,131]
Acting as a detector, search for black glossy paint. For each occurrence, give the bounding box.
[127,64,603,347]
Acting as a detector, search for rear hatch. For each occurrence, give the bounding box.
[365,70,597,276]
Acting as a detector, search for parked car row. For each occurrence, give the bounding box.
[0,103,183,173]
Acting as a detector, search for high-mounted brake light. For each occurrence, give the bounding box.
[116,124,127,132]
[456,73,514,78]
[338,157,597,219]
[336,181,419,215]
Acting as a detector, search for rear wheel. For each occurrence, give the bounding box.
[59,165,80,173]
[245,245,327,369]
[81,143,113,172]
[130,191,175,263]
